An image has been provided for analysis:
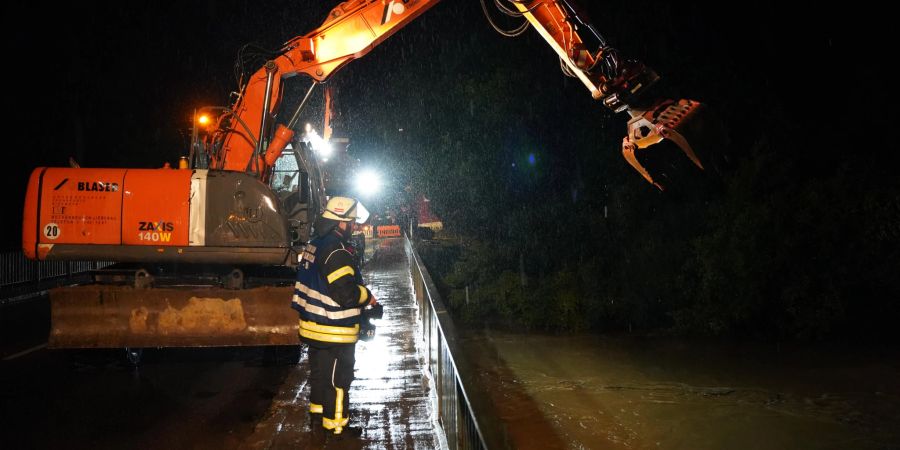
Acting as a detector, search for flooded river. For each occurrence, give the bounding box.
[461,332,900,450]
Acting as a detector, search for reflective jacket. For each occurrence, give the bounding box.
[292,231,372,344]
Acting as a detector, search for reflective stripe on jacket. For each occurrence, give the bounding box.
[292,232,370,344]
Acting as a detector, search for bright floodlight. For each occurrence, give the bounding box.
[304,127,332,161]
[355,169,382,197]
[197,114,211,125]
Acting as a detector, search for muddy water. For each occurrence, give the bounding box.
[461,333,900,450]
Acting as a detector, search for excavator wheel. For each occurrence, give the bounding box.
[134,269,154,289]
[124,347,143,366]
[622,99,728,191]
[222,268,245,290]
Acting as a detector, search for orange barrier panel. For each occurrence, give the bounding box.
[376,225,401,237]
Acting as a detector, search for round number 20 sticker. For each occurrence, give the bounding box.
[44,223,61,240]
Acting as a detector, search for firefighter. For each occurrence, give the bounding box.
[291,196,376,439]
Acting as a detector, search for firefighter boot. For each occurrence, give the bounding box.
[326,425,363,441]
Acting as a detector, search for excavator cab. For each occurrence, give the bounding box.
[270,141,326,246]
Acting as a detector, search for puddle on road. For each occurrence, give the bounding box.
[462,332,900,450]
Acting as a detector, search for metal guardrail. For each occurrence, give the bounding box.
[1,251,112,289]
[405,236,507,450]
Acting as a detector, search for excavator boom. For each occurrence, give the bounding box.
[210,0,439,175]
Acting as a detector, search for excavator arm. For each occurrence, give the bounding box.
[505,0,723,189]
[210,0,721,190]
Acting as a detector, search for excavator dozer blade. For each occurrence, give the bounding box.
[48,285,297,348]
[621,99,727,190]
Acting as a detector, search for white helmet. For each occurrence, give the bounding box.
[322,196,369,224]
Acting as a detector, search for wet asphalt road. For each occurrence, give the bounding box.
[1,330,297,449]
[247,238,442,449]
[1,275,298,450]
[0,238,441,449]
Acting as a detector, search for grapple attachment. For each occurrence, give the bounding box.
[622,99,726,190]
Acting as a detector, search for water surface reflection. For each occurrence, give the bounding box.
[462,333,900,449]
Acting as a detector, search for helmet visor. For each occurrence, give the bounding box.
[354,202,370,224]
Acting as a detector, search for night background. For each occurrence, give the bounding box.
[8,0,896,341]
[3,1,900,448]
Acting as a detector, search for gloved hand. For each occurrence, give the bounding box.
[359,303,383,341]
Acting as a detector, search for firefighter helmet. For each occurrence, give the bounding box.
[322,196,369,224]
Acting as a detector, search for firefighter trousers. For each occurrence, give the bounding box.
[308,342,356,432]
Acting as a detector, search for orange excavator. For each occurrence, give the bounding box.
[21,0,722,350]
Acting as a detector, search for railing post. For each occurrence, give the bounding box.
[1,250,111,290]
[32,258,40,284]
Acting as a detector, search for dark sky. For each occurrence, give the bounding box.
[4,1,893,249]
